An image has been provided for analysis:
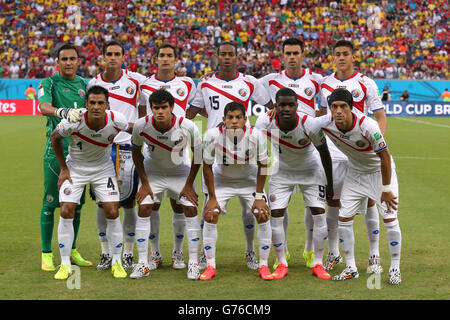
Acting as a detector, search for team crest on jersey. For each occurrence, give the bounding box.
[46,194,54,203]
[304,87,314,97]
[176,88,185,97]
[63,187,72,195]
[298,138,309,145]
[107,134,115,142]
[238,88,247,97]
[355,140,367,148]
[351,89,361,98]
[126,86,135,95]
[78,89,85,97]
[269,194,276,202]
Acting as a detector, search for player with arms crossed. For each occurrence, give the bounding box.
[259,37,324,269]
[139,43,200,270]
[316,88,402,285]
[50,86,132,280]
[187,42,273,270]
[88,41,147,271]
[318,40,388,274]
[255,88,333,279]
[131,89,203,280]
[38,43,91,271]
[201,102,272,281]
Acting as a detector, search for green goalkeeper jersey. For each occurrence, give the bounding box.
[38,73,87,159]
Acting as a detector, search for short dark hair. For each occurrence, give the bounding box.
[328,88,353,109]
[156,43,178,58]
[224,101,246,117]
[217,41,238,55]
[275,87,298,103]
[149,89,174,108]
[282,38,305,52]
[103,40,125,56]
[333,40,354,53]
[57,43,79,59]
[86,85,109,101]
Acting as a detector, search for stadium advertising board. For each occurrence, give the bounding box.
[0,99,41,115]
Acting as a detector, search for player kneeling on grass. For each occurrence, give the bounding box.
[255,87,334,280]
[200,102,272,281]
[315,88,402,285]
[131,89,203,280]
[51,86,133,280]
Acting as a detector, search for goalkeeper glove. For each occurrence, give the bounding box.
[54,108,83,123]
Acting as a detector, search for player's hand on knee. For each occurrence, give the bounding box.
[136,183,153,204]
[326,184,334,202]
[252,200,270,223]
[381,191,398,212]
[57,168,72,190]
[204,199,220,222]
[179,184,198,207]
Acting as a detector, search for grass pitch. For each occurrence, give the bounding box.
[0,115,449,300]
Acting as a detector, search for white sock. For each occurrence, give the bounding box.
[326,206,340,256]
[96,207,109,255]
[312,213,328,266]
[58,217,74,266]
[257,221,271,267]
[185,215,201,264]
[135,216,150,264]
[385,219,402,270]
[172,212,186,253]
[106,217,124,265]
[123,207,137,255]
[202,221,217,268]
[241,208,255,252]
[304,207,314,251]
[271,216,287,266]
[338,219,356,269]
[365,205,380,257]
[149,209,160,253]
[283,208,289,252]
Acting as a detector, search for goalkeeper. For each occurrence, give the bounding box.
[38,43,92,271]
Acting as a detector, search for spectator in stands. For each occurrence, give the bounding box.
[25,84,37,99]
[441,89,450,102]
[381,85,392,102]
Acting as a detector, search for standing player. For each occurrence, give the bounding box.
[139,43,199,270]
[318,40,388,273]
[50,85,132,279]
[38,43,91,271]
[131,89,203,280]
[255,88,333,280]
[200,102,272,281]
[259,37,324,269]
[187,42,273,270]
[88,41,147,271]
[316,88,402,285]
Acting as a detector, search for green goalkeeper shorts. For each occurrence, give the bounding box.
[42,155,85,208]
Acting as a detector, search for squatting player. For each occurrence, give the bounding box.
[131,89,203,280]
[38,43,91,271]
[50,86,132,280]
[200,102,272,281]
[88,40,147,271]
[316,88,402,285]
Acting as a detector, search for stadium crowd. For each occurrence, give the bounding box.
[0,0,448,80]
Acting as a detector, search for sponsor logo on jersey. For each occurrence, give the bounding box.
[160,85,171,90]
[238,88,247,97]
[62,89,71,92]
[126,86,135,95]
[339,134,350,140]
[91,133,102,137]
[288,84,299,88]
[176,88,185,97]
[351,89,361,98]
[336,85,347,89]
[281,135,292,139]
[78,89,85,97]
[222,85,233,89]
[304,87,314,96]
[64,187,72,195]
[157,136,168,140]
[109,85,120,91]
